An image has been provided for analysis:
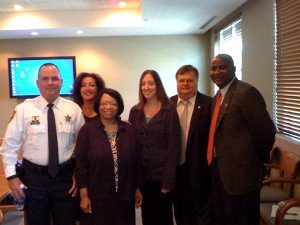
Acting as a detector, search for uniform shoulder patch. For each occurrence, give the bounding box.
[9,110,16,123]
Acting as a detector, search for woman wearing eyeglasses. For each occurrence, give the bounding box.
[75,88,142,225]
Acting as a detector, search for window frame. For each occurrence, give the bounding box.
[214,15,242,81]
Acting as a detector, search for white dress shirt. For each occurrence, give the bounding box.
[176,94,196,164]
[1,96,85,178]
[176,93,196,138]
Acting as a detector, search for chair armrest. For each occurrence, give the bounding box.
[265,163,281,177]
[265,164,280,170]
[263,178,300,185]
[275,198,300,225]
[0,205,17,212]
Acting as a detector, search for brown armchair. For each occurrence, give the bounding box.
[260,150,300,225]
[261,198,300,225]
[276,198,300,225]
[261,150,300,203]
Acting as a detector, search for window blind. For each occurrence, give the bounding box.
[275,0,300,140]
[214,16,242,80]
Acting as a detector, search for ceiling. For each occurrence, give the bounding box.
[0,0,248,39]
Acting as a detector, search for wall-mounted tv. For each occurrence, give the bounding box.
[8,56,76,98]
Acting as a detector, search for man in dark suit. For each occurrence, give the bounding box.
[209,54,276,225]
[170,65,212,225]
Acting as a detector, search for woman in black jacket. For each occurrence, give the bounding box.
[75,88,142,225]
[129,70,181,225]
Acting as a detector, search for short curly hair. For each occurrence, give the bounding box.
[71,72,105,107]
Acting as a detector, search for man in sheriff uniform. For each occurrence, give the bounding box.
[1,63,85,225]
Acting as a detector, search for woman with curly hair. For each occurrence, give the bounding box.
[72,72,105,122]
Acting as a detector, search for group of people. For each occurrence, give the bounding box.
[0,53,276,225]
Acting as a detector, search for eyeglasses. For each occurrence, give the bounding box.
[100,102,118,107]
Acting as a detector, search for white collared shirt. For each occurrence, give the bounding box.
[1,95,85,178]
[176,93,197,139]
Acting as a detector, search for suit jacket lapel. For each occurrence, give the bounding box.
[187,92,203,143]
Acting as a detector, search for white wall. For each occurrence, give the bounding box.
[0,34,211,137]
[241,0,274,115]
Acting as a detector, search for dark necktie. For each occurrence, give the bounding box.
[207,91,222,165]
[47,103,59,177]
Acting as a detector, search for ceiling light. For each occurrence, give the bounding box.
[14,4,23,11]
[76,30,84,35]
[31,32,39,36]
[118,1,127,7]
[5,15,45,30]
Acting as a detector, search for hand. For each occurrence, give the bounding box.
[68,174,78,197]
[80,197,92,214]
[8,177,26,200]
[135,188,143,208]
[161,188,170,194]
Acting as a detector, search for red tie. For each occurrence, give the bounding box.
[207,91,222,165]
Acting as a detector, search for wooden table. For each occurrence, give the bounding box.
[0,154,11,202]
[0,178,10,202]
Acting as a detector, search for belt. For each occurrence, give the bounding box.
[23,158,74,176]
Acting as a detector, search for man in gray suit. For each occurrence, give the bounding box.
[209,54,276,225]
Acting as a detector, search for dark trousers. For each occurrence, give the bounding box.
[141,180,174,225]
[80,192,135,225]
[173,165,212,225]
[23,166,77,225]
[211,159,260,225]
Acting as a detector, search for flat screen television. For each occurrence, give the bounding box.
[8,56,76,98]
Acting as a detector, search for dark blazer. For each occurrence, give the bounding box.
[128,101,181,191]
[75,118,138,201]
[214,78,276,195]
[170,92,212,191]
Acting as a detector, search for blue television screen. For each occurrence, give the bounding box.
[8,56,76,98]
